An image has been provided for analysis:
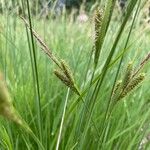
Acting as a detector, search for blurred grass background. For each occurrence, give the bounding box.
[0,0,150,149]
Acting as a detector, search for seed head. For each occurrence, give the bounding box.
[94,8,104,67]
[0,72,23,125]
[112,80,122,101]
[122,61,133,89]
[119,73,145,99]
[60,60,74,83]
[94,8,103,39]
[54,69,79,95]
[54,70,72,88]
[113,80,122,95]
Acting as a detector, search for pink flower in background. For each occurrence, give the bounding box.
[77,13,89,23]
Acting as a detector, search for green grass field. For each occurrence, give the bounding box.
[1,0,150,149]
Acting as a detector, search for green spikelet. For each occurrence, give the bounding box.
[112,80,122,95]
[54,70,80,95]
[122,61,133,89]
[54,70,72,87]
[94,8,103,43]
[0,72,23,125]
[94,8,103,66]
[119,73,145,100]
[111,80,122,102]
[60,60,74,83]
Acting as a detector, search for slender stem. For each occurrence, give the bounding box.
[26,0,42,141]
[56,88,70,150]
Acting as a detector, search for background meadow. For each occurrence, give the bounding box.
[1,0,150,149]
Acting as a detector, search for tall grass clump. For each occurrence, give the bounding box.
[1,0,150,149]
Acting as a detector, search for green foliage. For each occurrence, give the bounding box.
[1,0,150,149]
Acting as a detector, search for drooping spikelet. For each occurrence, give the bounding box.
[54,70,72,88]
[21,17,81,97]
[60,60,74,84]
[0,72,22,125]
[119,73,145,100]
[111,56,147,103]
[54,69,80,95]
[112,80,122,101]
[122,61,133,89]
